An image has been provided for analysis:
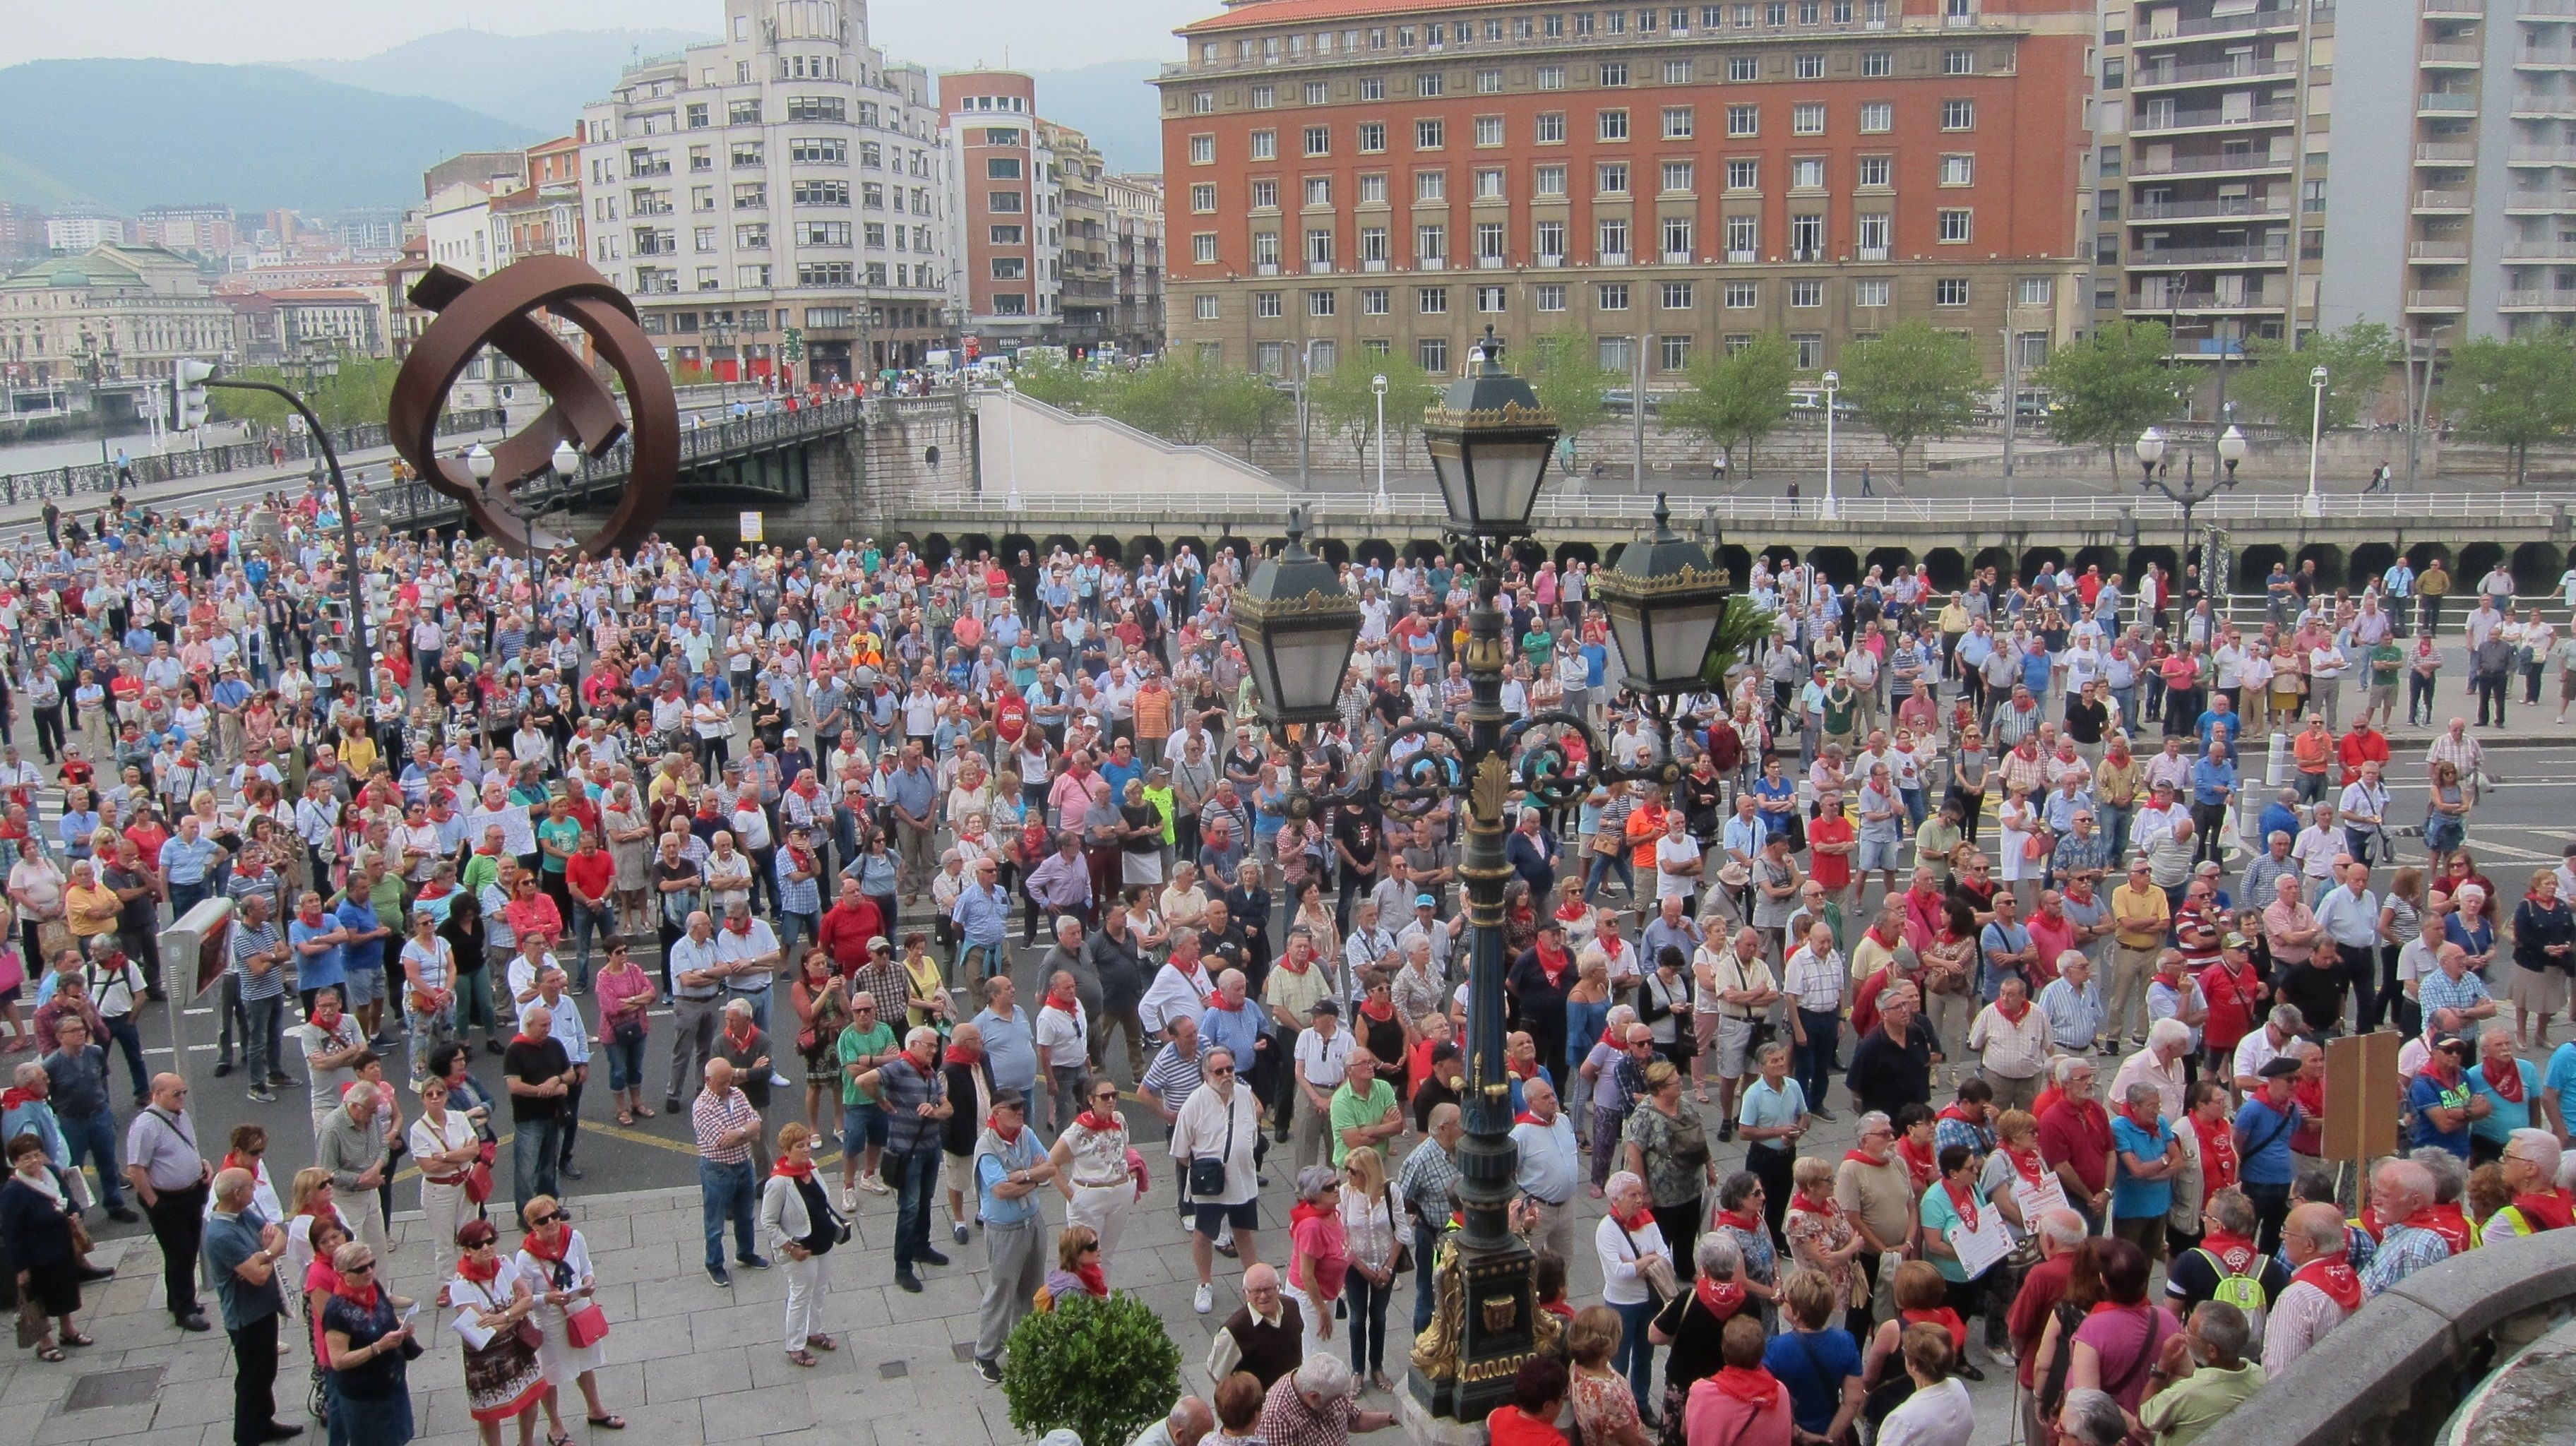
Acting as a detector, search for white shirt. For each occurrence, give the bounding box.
[1784,945,1845,1012]
[522,993,592,1065]
[1034,999,1090,1068]
[1654,834,1702,900]
[1594,1212,1671,1308]
[1294,1024,1353,1090]
[1877,1376,1976,1446]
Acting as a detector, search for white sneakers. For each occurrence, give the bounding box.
[857,1171,891,1196]
[1193,1283,1214,1315]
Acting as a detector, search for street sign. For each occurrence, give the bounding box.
[740,510,765,542]
[2322,1029,2401,1165]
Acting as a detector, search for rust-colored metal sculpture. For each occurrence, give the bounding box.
[387,256,678,556]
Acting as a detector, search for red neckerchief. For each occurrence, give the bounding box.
[987,1114,1024,1146]
[940,1045,977,1068]
[1716,1208,1762,1235]
[723,1022,759,1053]
[522,1225,572,1263]
[1996,996,2032,1025]
[772,1154,816,1182]
[1278,953,1310,975]
[1536,940,1569,987]
[1943,1178,1981,1233]
[1842,1148,1888,1169]
[1208,991,1245,1012]
[2201,1230,2259,1277]
[1789,1190,1838,1218]
[0,1087,37,1111]
[457,1250,502,1284]
[330,1276,383,1310]
[1043,988,1080,1015]
[1901,1305,1969,1354]
[508,1032,544,1048]
[1073,1261,1109,1297]
[2291,1257,2363,1311]
[1703,1365,1780,1409]
[2515,1188,2576,1231]
[1895,1136,1938,1192]
[2003,1145,2048,1186]
[2481,1059,2527,1104]
[1169,954,1204,979]
[1291,1200,1326,1230]
[1075,1110,1120,1134]
[2419,1202,2473,1255]
[1609,1205,1656,1234]
[1693,1273,1747,1319]
[1514,1110,1555,1128]
[1359,997,1395,1023]
[2193,1116,2239,1189]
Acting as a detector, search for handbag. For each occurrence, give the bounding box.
[1382,1193,1413,1274]
[1186,1094,1238,1200]
[464,1140,497,1207]
[611,1015,645,1049]
[513,1318,546,1351]
[564,1301,610,1349]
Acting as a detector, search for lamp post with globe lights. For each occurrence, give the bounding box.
[1235,326,1731,1421]
[2217,424,2248,485]
[1820,368,1842,520]
[2303,364,2329,518]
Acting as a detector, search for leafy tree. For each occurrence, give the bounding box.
[1698,595,1782,688]
[208,357,403,432]
[1522,332,1618,458]
[2234,321,2400,432]
[1311,354,1438,479]
[1009,352,1097,411]
[1835,321,1983,480]
[2029,320,2183,479]
[1097,353,1214,443]
[1206,366,1293,453]
[2444,332,2576,484]
[1662,333,1796,477]
[1000,1293,1182,1446]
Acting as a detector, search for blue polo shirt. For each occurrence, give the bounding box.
[2190,757,2238,809]
[290,914,347,993]
[334,895,384,979]
[2111,1113,2176,1220]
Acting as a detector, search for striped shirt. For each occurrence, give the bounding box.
[691,1087,762,1165]
[1139,1041,1204,1119]
[231,919,287,1003]
[1394,1139,1461,1226]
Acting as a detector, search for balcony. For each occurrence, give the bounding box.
[2517,92,2576,116]
[2133,56,2299,88]
[1479,255,1508,268]
[2407,288,2470,309]
[2502,287,2576,306]
[2416,189,2476,210]
[1535,254,1564,267]
[2140,8,2307,42]
[2519,46,2576,64]
[2135,102,2298,133]
[2409,239,2473,261]
[2420,90,2483,114]
[2510,145,2576,163]
[2510,188,2576,209]
[1306,260,1332,274]
[2506,239,2576,256]
[2132,150,2294,177]
[2130,195,2291,220]
[631,200,673,216]
[2125,287,2279,312]
[2421,43,2486,65]
[1599,251,1630,265]
[1417,256,1447,270]
[626,162,671,179]
[2419,141,2481,163]
[2132,241,2291,265]
[2424,0,2485,13]
[2524,0,2576,17]
[1661,251,1693,265]
[1856,245,1891,260]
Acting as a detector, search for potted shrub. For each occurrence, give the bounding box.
[1000,1290,1183,1443]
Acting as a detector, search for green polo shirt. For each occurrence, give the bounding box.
[1328,1077,1397,1166]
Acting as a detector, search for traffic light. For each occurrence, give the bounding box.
[173,357,214,430]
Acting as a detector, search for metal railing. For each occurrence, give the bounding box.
[377,399,863,522]
[0,409,505,509]
[883,487,2576,529]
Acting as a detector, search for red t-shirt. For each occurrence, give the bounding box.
[565,850,614,902]
[2198,960,2264,1051]
[1806,815,1854,890]
[2037,1098,2113,1196]
[1485,1409,1568,1446]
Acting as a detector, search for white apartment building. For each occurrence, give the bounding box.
[578,0,953,385]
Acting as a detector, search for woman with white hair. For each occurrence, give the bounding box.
[1594,1171,1673,1423]
[1284,1165,1349,1359]
[1646,1229,1751,1438]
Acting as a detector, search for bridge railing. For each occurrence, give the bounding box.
[378,398,862,523]
[888,487,2576,527]
[0,409,506,509]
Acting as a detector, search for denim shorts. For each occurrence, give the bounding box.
[842,1101,889,1157]
[340,967,384,1006]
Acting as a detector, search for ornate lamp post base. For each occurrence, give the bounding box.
[1406,1229,1553,1425]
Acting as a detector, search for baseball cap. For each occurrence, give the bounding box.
[1415,893,1438,909]
[1310,999,1342,1017]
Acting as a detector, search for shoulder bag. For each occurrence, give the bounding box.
[1186,1094,1236,1200]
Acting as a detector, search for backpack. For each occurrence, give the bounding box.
[2195,1246,2271,1351]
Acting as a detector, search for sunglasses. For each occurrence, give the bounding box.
[1208,1066,1235,1077]
[527,1212,560,1227]
[1092,1090,1119,1102]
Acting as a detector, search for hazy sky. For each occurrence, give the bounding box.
[0,0,1211,71]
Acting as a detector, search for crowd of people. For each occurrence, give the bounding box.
[0,475,2571,1446]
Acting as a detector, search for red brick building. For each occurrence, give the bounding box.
[1158,0,2091,383]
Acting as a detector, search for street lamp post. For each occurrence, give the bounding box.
[2138,424,2239,581]
[1239,328,1731,1423]
[2303,364,2328,518]
[204,372,370,678]
[1371,372,1390,515]
[1819,369,1841,520]
[2217,426,2248,486]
